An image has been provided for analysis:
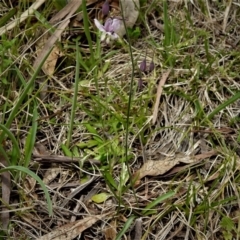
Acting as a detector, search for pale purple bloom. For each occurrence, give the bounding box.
[94,18,122,43]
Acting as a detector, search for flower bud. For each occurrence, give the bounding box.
[102,0,110,16]
[149,61,155,72]
[139,58,147,72]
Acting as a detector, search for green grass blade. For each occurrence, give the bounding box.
[0,48,53,144]
[142,190,175,215]
[104,170,118,190]
[0,144,9,165]
[163,0,171,47]
[207,91,240,120]
[115,215,136,240]
[23,102,38,167]
[0,8,17,27]
[0,166,52,216]
[66,39,80,147]
[82,0,93,59]
[0,124,21,165]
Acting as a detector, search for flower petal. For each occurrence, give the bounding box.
[112,18,122,31]
[100,32,107,42]
[109,32,119,40]
[104,18,113,32]
[94,19,106,32]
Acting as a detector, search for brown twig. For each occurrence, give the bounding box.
[152,70,171,124]
[33,154,101,165]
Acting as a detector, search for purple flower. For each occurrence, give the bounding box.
[94,18,122,43]
[102,0,110,16]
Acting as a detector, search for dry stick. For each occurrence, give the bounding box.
[134,218,143,240]
[1,173,10,229]
[152,70,171,124]
[0,154,11,230]
[33,154,101,165]
[0,0,47,36]
[49,0,98,24]
[60,176,99,208]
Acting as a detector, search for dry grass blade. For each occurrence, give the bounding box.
[49,0,97,24]
[0,154,11,230]
[152,70,171,124]
[0,0,47,36]
[222,0,232,32]
[60,176,99,208]
[37,213,111,240]
[33,2,82,70]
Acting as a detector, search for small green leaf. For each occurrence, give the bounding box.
[127,27,141,39]
[84,123,98,134]
[61,144,72,157]
[220,216,234,232]
[104,171,118,190]
[91,193,110,203]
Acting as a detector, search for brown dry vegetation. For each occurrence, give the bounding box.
[1,0,240,239]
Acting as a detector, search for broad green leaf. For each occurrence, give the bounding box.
[61,144,72,157]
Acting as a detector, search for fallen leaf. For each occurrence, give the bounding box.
[134,151,217,180]
[42,46,62,76]
[37,214,110,240]
[43,167,61,185]
[104,219,117,240]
